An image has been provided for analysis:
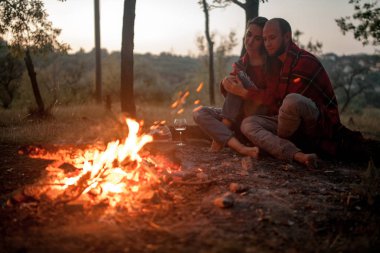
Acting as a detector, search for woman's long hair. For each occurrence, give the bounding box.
[246,16,268,55]
[245,16,272,74]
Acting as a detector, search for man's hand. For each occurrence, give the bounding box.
[222,75,248,98]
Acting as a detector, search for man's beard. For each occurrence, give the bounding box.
[273,42,286,57]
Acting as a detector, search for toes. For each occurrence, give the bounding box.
[305,156,319,169]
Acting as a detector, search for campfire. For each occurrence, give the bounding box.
[15,118,180,211]
[10,82,206,212]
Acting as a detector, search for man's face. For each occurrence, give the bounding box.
[244,24,264,54]
[263,21,288,57]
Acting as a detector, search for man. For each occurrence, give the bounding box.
[240,18,342,167]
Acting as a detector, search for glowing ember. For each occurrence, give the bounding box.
[196,82,204,93]
[21,118,177,210]
[176,108,184,115]
[170,82,204,114]
[170,90,191,114]
[193,106,203,112]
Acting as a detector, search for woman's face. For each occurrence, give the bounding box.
[244,24,264,54]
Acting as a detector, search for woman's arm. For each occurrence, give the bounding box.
[222,76,249,98]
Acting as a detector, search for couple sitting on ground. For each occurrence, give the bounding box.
[193,17,356,168]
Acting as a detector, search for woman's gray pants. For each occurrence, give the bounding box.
[193,106,235,146]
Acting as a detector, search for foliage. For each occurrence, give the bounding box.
[5,49,204,109]
[0,38,24,108]
[365,91,380,108]
[0,0,69,54]
[293,30,323,55]
[321,53,380,113]
[0,0,69,117]
[210,0,267,9]
[197,31,238,86]
[37,53,90,105]
[335,0,380,46]
[1,38,378,115]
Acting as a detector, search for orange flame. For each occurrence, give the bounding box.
[170,89,191,114]
[171,100,179,109]
[196,82,204,93]
[193,106,203,112]
[26,119,158,208]
[170,81,204,116]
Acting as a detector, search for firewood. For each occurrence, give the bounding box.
[213,193,234,208]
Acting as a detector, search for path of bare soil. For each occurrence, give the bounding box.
[0,141,380,253]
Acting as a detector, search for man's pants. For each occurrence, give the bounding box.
[241,93,320,161]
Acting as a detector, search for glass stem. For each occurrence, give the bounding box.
[179,131,182,143]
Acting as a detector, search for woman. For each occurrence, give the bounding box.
[193,16,276,157]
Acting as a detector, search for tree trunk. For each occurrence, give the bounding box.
[244,0,260,28]
[0,86,12,109]
[233,0,260,56]
[24,49,45,113]
[120,0,136,117]
[202,0,215,105]
[94,0,102,104]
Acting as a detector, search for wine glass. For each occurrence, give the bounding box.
[174,118,187,146]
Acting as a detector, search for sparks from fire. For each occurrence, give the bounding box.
[170,82,204,115]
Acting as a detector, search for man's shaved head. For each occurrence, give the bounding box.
[263,18,292,59]
[268,18,292,36]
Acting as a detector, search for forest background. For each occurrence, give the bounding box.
[0,0,379,142]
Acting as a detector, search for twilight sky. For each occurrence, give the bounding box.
[44,0,378,55]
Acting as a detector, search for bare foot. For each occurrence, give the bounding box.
[293,152,319,168]
[227,137,259,158]
[238,146,260,159]
[209,140,223,152]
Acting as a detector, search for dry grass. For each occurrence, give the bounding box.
[1,103,379,145]
[0,103,199,145]
[0,105,109,144]
[341,107,380,140]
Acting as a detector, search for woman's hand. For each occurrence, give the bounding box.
[222,76,248,98]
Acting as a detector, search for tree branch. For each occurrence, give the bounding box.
[231,0,246,9]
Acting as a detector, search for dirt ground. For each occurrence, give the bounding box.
[1,140,380,253]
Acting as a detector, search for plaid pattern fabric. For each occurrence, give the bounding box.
[219,54,281,116]
[224,44,342,156]
[277,42,341,140]
[273,42,344,156]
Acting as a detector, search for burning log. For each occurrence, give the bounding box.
[10,118,181,212]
